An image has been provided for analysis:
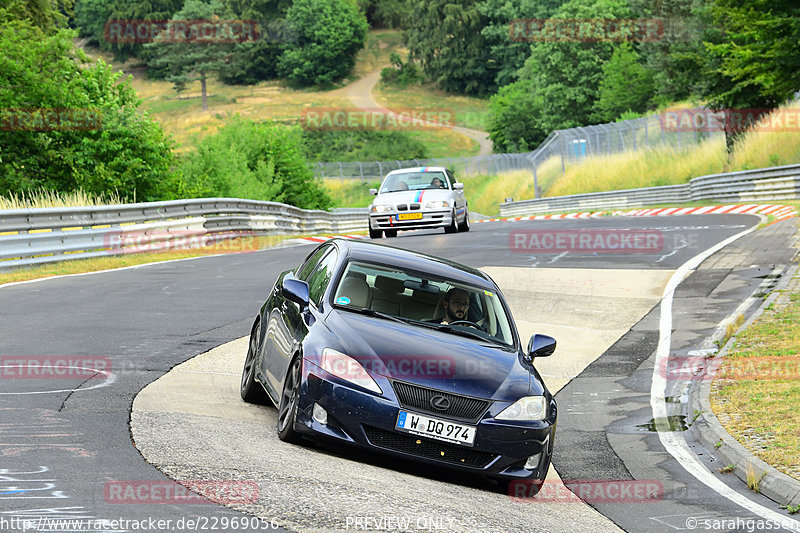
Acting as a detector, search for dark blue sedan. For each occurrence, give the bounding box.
[240,238,557,493]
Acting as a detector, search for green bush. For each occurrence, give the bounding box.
[180,117,332,209]
[380,52,423,88]
[301,129,428,162]
[0,21,178,201]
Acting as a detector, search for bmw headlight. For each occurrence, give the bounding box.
[496,396,547,421]
[370,204,392,213]
[320,348,382,394]
[425,200,449,209]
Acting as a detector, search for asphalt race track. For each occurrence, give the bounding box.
[2,214,799,533]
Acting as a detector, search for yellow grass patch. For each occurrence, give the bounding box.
[545,137,728,197]
[710,287,800,480]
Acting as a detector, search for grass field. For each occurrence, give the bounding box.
[374,84,490,131]
[80,30,483,157]
[711,282,800,481]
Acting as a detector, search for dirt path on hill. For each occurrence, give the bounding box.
[344,70,493,156]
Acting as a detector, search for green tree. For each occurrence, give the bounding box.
[477,0,565,89]
[180,117,332,209]
[487,0,632,150]
[487,81,548,152]
[74,0,184,61]
[0,0,74,33]
[593,42,655,122]
[277,0,368,87]
[217,0,293,84]
[145,0,231,111]
[0,21,177,200]
[404,0,495,96]
[627,0,710,106]
[357,0,409,28]
[704,0,800,110]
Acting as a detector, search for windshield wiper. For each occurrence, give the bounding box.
[416,321,506,346]
[341,306,411,326]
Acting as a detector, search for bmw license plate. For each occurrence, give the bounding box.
[396,411,476,447]
[397,213,423,221]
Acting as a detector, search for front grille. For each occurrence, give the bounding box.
[392,381,490,423]
[397,204,408,211]
[410,203,421,210]
[363,426,496,468]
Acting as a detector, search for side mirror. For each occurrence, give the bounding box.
[282,274,310,307]
[369,188,378,195]
[453,182,464,190]
[527,334,556,359]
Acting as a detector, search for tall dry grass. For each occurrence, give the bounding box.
[728,102,800,171]
[545,136,728,198]
[0,189,124,210]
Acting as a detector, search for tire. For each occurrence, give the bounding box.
[384,229,397,238]
[458,207,470,232]
[369,227,382,239]
[240,320,268,404]
[277,355,303,443]
[444,210,458,234]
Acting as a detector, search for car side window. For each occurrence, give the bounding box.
[306,248,339,307]
[446,169,457,188]
[295,245,329,281]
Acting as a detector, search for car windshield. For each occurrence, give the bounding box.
[332,260,515,346]
[379,171,449,193]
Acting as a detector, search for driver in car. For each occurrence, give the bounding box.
[432,288,471,325]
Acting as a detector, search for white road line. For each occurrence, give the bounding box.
[650,217,800,527]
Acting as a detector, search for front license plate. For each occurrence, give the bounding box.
[397,213,423,221]
[396,411,476,447]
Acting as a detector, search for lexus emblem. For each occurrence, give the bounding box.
[430,395,450,411]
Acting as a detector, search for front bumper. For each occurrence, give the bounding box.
[369,209,452,232]
[294,361,556,483]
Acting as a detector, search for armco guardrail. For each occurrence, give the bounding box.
[500,164,800,217]
[0,198,368,271]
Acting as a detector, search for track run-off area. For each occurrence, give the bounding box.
[1,212,799,533]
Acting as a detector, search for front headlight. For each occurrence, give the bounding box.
[370,204,392,213]
[496,396,547,421]
[320,348,382,394]
[425,200,449,209]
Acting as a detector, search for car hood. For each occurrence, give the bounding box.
[319,309,535,401]
[373,189,452,205]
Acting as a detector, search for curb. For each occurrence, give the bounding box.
[687,260,800,510]
[475,203,798,223]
